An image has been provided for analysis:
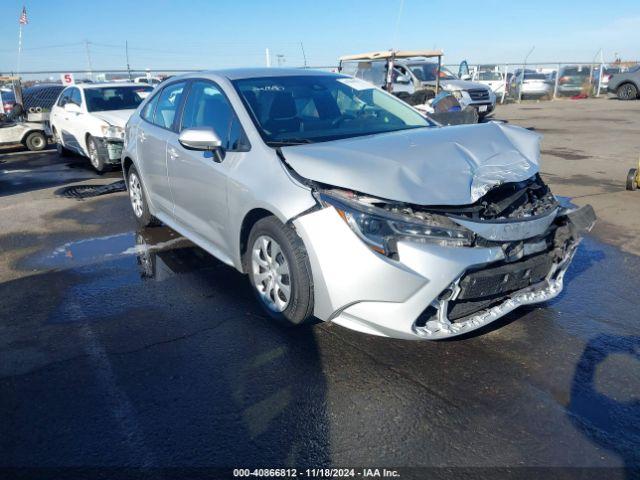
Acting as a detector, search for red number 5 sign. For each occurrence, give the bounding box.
[60,73,75,85]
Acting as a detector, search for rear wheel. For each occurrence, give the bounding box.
[245,216,314,325]
[127,165,159,227]
[627,169,638,191]
[87,135,107,174]
[617,83,638,100]
[24,131,46,151]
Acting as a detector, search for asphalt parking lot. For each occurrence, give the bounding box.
[1,99,639,478]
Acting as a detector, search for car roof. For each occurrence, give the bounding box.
[168,68,342,82]
[74,82,152,89]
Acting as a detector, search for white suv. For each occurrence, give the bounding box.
[50,83,152,172]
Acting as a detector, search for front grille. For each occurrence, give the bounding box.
[467,89,490,101]
[448,251,554,321]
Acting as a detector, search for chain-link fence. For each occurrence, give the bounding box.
[444,61,639,103]
[1,60,637,117]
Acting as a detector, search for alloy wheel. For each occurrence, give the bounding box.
[129,172,144,218]
[88,139,100,169]
[251,235,291,312]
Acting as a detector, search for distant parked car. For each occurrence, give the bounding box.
[472,69,506,97]
[509,72,553,99]
[134,76,162,86]
[607,65,640,100]
[556,65,591,96]
[593,67,622,91]
[50,83,153,172]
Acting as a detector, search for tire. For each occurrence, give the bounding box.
[627,169,638,191]
[127,165,159,228]
[617,83,638,101]
[245,216,314,325]
[24,131,47,151]
[53,128,72,157]
[87,135,108,174]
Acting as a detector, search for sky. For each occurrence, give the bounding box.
[1,0,639,74]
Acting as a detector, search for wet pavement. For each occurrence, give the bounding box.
[1,149,640,479]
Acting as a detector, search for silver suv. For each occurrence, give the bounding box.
[122,69,594,340]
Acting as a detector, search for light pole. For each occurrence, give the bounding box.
[518,46,535,103]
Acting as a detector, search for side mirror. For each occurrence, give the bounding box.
[64,103,81,113]
[178,127,224,161]
[460,74,472,81]
[396,74,411,84]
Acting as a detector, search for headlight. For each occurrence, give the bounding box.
[316,190,474,255]
[101,125,124,141]
[451,90,464,100]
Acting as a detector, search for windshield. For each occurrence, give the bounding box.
[408,63,457,82]
[85,86,153,112]
[233,75,432,146]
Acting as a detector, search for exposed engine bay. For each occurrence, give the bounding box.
[311,175,595,338]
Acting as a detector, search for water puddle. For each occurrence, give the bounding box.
[35,227,221,279]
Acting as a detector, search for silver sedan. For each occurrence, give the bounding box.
[122,69,594,339]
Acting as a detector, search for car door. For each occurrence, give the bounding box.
[166,79,249,254]
[137,81,186,217]
[59,87,85,153]
[50,88,71,146]
[68,87,90,154]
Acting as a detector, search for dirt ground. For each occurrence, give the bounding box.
[493,98,640,256]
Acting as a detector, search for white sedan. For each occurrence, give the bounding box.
[50,83,153,172]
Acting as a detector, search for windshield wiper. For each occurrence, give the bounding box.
[266,138,314,147]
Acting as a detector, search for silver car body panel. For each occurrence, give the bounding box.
[282,121,540,205]
[123,68,591,340]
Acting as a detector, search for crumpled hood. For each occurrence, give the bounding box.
[282,122,541,206]
[92,109,135,128]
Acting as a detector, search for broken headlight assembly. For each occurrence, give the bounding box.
[101,125,124,141]
[316,190,474,255]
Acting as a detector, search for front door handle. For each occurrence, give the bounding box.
[168,147,179,160]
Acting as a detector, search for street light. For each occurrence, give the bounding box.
[518,46,535,103]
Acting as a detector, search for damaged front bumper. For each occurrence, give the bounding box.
[293,202,595,340]
[95,137,123,164]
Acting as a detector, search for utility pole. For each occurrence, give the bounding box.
[126,40,132,80]
[300,41,308,68]
[84,40,93,80]
[518,45,535,103]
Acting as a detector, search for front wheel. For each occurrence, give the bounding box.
[617,83,638,100]
[87,135,107,174]
[245,216,314,325]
